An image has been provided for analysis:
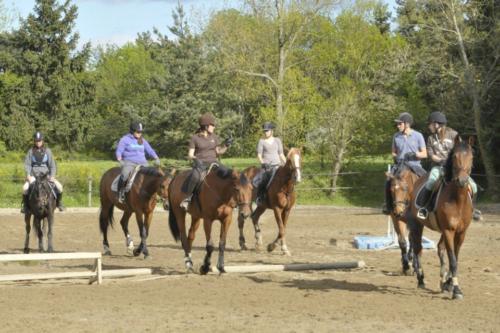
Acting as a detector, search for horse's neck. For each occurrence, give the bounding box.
[139,175,161,198]
[274,165,294,192]
[205,173,233,204]
[447,182,470,207]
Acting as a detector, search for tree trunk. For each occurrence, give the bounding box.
[329,143,345,197]
[452,4,499,197]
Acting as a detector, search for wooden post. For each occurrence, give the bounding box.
[88,176,92,207]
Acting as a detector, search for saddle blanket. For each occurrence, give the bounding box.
[111,166,141,193]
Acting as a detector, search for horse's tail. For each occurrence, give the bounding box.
[99,204,114,234]
[168,197,180,242]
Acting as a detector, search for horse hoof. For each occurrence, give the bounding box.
[255,244,262,252]
[402,269,412,276]
[217,266,226,274]
[282,250,291,256]
[240,243,248,251]
[143,254,152,260]
[199,265,210,275]
[133,248,142,257]
[452,292,464,300]
[103,250,112,256]
[418,282,426,289]
[127,247,134,256]
[267,243,275,253]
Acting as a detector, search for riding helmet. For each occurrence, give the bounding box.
[394,112,413,125]
[130,121,144,133]
[199,113,216,127]
[262,122,275,131]
[33,131,44,141]
[428,111,447,124]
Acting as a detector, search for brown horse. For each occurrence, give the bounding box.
[408,136,474,299]
[99,166,174,258]
[168,165,252,274]
[238,148,302,255]
[385,163,421,275]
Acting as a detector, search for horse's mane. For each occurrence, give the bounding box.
[138,167,164,177]
[216,167,233,180]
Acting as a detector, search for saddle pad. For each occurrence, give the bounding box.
[111,166,142,192]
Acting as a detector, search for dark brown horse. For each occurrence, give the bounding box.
[168,165,252,274]
[99,166,174,258]
[23,173,57,253]
[385,163,421,275]
[238,148,302,255]
[409,136,474,299]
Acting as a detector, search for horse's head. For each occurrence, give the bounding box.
[230,170,253,219]
[386,166,413,217]
[157,168,176,210]
[286,148,302,183]
[31,174,52,213]
[450,136,474,188]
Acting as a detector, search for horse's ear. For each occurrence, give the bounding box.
[468,136,475,146]
[231,169,239,180]
[454,135,462,145]
[385,171,394,179]
[169,168,176,177]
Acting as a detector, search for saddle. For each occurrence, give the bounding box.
[252,166,279,190]
[111,165,142,193]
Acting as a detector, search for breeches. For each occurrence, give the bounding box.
[23,178,63,194]
[425,166,477,194]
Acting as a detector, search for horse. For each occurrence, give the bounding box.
[385,162,422,275]
[99,166,174,259]
[237,148,302,255]
[167,165,253,274]
[408,136,475,300]
[23,173,57,253]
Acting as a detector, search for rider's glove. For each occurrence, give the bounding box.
[153,159,161,167]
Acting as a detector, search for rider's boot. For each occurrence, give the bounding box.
[56,192,65,212]
[20,194,29,214]
[117,177,126,203]
[417,187,432,219]
[382,180,392,215]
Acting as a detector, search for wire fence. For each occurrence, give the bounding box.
[0,168,496,208]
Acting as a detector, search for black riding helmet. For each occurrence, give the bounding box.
[33,131,43,142]
[428,111,447,124]
[394,112,413,125]
[262,122,275,131]
[130,121,144,133]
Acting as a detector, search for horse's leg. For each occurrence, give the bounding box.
[119,210,134,255]
[216,215,233,273]
[133,211,145,257]
[408,217,425,288]
[99,202,113,256]
[279,208,292,256]
[35,217,44,253]
[392,215,410,275]
[24,214,31,254]
[237,213,248,251]
[268,207,284,253]
[443,229,464,300]
[437,235,452,292]
[47,212,54,253]
[137,211,154,259]
[251,205,266,251]
[200,218,214,275]
[188,217,202,253]
[175,209,193,272]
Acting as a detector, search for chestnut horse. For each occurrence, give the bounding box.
[385,162,422,275]
[168,166,252,274]
[408,136,475,299]
[23,173,57,253]
[99,166,174,259]
[238,148,302,255]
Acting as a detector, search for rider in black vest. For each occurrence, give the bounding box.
[21,132,65,214]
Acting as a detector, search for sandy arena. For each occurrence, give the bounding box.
[0,206,499,332]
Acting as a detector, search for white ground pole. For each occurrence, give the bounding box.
[0,252,152,285]
[210,261,366,274]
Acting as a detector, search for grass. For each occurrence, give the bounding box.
[0,155,392,208]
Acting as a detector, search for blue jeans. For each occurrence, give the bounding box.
[424,166,477,194]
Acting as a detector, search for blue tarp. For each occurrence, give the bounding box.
[354,235,435,250]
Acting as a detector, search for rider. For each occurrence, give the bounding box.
[382,112,427,215]
[116,121,160,203]
[416,111,482,220]
[255,122,286,206]
[180,113,233,210]
[21,131,65,213]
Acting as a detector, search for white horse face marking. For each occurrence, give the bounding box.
[293,153,302,183]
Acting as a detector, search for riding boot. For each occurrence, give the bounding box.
[382,180,392,215]
[20,194,29,214]
[180,194,193,211]
[56,192,65,212]
[117,177,125,203]
[417,187,432,219]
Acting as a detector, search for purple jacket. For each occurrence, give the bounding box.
[116,134,159,164]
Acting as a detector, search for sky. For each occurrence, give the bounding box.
[9,0,398,48]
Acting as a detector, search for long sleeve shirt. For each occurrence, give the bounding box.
[115,134,158,164]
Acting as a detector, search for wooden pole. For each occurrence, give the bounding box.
[211,261,365,274]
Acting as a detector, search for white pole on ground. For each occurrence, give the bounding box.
[210,261,365,274]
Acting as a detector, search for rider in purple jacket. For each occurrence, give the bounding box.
[115,121,160,202]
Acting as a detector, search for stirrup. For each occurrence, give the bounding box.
[417,208,428,220]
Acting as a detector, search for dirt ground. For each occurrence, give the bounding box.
[0,206,499,333]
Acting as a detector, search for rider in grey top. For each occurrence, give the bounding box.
[255,122,286,205]
[21,131,65,213]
